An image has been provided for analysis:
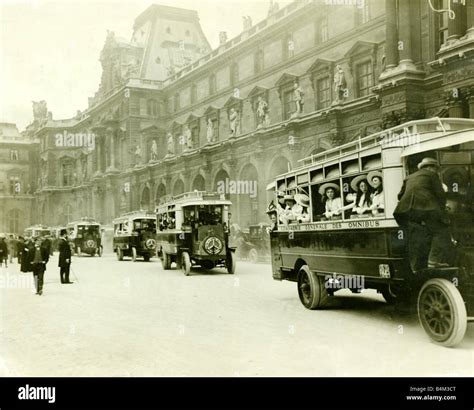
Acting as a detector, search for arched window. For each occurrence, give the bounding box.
[147,99,159,116]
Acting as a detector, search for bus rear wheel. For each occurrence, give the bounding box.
[161,250,171,270]
[417,278,467,347]
[297,266,328,310]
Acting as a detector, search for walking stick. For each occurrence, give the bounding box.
[70,265,79,283]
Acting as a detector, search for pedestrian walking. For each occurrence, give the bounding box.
[16,236,24,264]
[20,237,33,273]
[393,157,450,271]
[58,229,73,284]
[0,237,8,268]
[7,234,17,264]
[29,236,50,295]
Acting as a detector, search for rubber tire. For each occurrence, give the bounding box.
[297,266,329,310]
[161,250,171,270]
[117,248,123,261]
[77,246,81,255]
[98,246,102,257]
[417,278,467,347]
[182,252,191,276]
[248,248,258,263]
[226,251,236,274]
[131,247,137,262]
[143,254,150,262]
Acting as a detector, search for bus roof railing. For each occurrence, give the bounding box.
[296,117,474,170]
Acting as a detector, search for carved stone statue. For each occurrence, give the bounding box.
[229,108,240,137]
[219,32,228,45]
[256,96,269,128]
[166,133,175,155]
[134,145,142,165]
[268,0,279,16]
[150,140,158,161]
[206,118,214,143]
[334,64,347,104]
[293,82,304,115]
[183,125,193,150]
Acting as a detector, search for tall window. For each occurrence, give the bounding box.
[62,162,74,186]
[174,93,180,112]
[147,99,158,116]
[319,17,328,43]
[65,204,73,223]
[10,150,19,161]
[255,49,264,74]
[283,89,294,120]
[357,0,371,24]
[9,176,20,194]
[356,61,373,97]
[317,77,331,109]
[437,0,449,48]
[209,74,216,95]
[7,209,20,233]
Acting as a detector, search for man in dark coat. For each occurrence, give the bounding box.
[16,236,24,264]
[58,229,73,284]
[0,237,8,267]
[20,237,33,273]
[394,157,450,271]
[28,236,50,295]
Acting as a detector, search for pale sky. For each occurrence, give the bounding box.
[0,0,292,131]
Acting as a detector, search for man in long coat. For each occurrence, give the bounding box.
[394,157,450,271]
[58,229,72,284]
[28,236,50,295]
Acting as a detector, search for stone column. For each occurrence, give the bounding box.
[463,86,474,118]
[447,0,465,42]
[398,0,414,65]
[385,0,399,68]
[466,0,474,37]
[106,127,118,172]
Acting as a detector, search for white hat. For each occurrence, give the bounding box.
[350,174,368,192]
[367,170,383,188]
[318,182,339,196]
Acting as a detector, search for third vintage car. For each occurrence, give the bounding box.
[113,211,157,262]
[155,191,236,275]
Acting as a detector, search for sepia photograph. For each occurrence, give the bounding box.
[0,0,473,406]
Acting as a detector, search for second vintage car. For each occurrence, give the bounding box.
[67,217,102,256]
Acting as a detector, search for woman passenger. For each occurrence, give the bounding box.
[368,171,384,216]
[318,183,342,220]
[345,175,372,217]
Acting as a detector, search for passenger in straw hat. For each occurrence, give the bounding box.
[344,175,372,216]
[367,170,384,216]
[266,201,278,232]
[279,194,297,225]
[394,157,450,270]
[318,182,342,220]
[294,193,310,223]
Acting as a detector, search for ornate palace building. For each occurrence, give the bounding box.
[24,0,474,229]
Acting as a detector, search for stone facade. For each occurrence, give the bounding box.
[28,0,474,229]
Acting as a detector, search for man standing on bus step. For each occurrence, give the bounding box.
[394,157,450,271]
[58,229,73,284]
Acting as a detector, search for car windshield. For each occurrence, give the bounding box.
[78,225,99,235]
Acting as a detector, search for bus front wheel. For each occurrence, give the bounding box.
[161,250,171,270]
[297,266,328,310]
[417,278,467,347]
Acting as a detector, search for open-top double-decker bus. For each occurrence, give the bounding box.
[113,211,156,262]
[155,191,236,276]
[269,117,474,347]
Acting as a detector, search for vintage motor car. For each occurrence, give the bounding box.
[24,224,52,239]
[67,217,102,256]
[155,191,236,275]
[269,117,474,348]
[234,223,271,263]
[113,211,157,262]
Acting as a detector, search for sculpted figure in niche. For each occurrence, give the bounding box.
[183,125,193,150]
[150,140,158,161]
[206,118,215,144]
[334,64,347,104]
[256,96,269,128]
[166,133,175,156]
[293,82,304,115]
[229,108,240,137]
